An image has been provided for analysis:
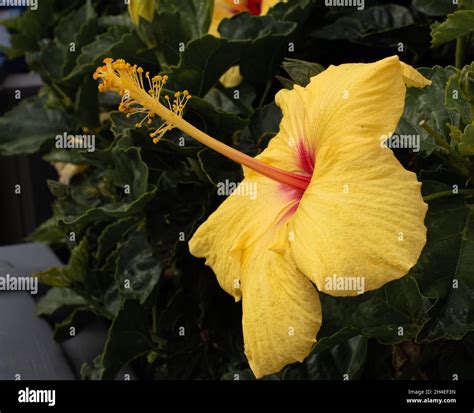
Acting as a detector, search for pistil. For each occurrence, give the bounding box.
[94,59,311,191]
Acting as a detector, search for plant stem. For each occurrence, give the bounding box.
[419,120,450,151]
[258,79,273,109]
[423,189,474,202]
[419,120,471,177]
[455,36,465,69]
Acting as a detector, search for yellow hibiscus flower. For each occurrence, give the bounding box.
[94,55,431,378]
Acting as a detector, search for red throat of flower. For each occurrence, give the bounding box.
[278,141,314,210]
[231,0,263,15]
[247,0,263,15]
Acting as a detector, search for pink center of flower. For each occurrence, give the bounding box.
[278,140,315,221]
[297,140,315,176]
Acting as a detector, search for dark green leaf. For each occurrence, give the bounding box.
[197,149,242,186]
[0,97,78,156]
[64,238,89,283]
[411,197,474,342]
[159,0,213,39]
[285,336,368,380]
[80,355,105,380]
[317,276,430,348]
[37,287,87,316]
[0,0,55,58]
[66,26,144,80]
[445,71,472,125]
[396,66,458,157]
[237,102,282,155]
[100,300,153,379]
[75,76,100,129]
[458,123,474,155]
[413,0,456,16]
[431,10,474,46]
[114,229,162,305]
[219,13,296,84]
[282,58,324,87]
[53,306,100,342]
[167,34,244,95]
[313,5,414,45]
[54,0,98,76]
[96,217,137,263]
[27,216,65,245]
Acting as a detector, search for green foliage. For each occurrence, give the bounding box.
[431,10,474,46]
[0,96,78,156]
[0,0,473,381]
[0,0,55,58]
[413,0,456,17]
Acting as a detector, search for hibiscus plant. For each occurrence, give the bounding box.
[0,0,473,380]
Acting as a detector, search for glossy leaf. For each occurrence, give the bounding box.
[100,300,153,379]
[0,97,78,156]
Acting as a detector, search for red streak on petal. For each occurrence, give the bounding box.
[231,0,262,15]
[247,0,263,15]
[277,201,300,226]
[279,184,306,203]
[297,139,315,175]
[277,139,316,222]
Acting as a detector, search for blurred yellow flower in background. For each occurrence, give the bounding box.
[53,162,87,185]
[128,0,155,25]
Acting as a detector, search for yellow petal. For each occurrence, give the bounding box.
[399,61,432,88]
[189,172,300,301]
[219,65,243,88]
[209,0,240,36]
[128,0,155,26]
[261,0,285,15]
[255,84,315,176]
[289,137,427,296]
[300,56,430,150]
[241,225,322,378]
[273,57,430,296]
